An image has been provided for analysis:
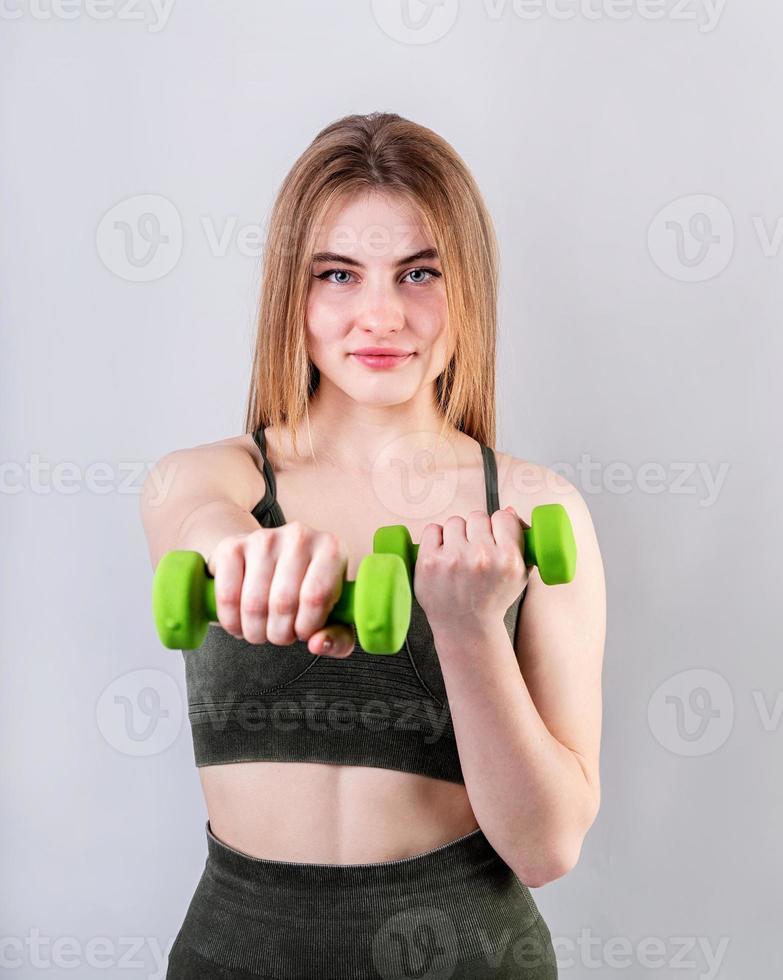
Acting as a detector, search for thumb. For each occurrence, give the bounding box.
[314,625,354,658]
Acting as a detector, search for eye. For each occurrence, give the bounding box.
[402,267,442,285]
[312,267,443,286]
[314,269,356,285]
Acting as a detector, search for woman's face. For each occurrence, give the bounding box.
[306,191,451,406]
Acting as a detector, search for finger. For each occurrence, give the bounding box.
[505,504,531,530]
[418,522,443,554]
[308,624,355,658]
[266,525,312,645]
[295,535,347,640]
[237,534,276,645]
[465,509,495,544]
[492,507,526,557]
[441,514,467,551]
[213,541,246,637]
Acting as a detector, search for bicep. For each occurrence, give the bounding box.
[512,476,606,810]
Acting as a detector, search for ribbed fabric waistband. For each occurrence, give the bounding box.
[169,821,546,979]
[206,819,506,900]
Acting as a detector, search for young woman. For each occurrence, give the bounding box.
[142,111,606,980]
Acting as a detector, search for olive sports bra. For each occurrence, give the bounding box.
[181,427,527,785]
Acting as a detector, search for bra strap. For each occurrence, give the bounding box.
[250,427,286,526]
[479,443,500,514]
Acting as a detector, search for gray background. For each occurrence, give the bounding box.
[2,1,779,977]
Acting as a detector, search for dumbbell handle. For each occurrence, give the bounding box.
[202,571,356,626]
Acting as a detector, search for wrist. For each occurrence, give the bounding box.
[429,616,509,659]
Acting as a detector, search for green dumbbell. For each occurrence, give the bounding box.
[152,549,412,655]
[372,502,577,588]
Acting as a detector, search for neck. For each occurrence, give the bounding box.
[283,382,462,475]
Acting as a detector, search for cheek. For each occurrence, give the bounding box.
[306,291,344,343]
[417,292,449,341]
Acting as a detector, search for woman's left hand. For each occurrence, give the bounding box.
[413,506,529,636]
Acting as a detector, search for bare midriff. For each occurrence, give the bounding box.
[200,763,479,863]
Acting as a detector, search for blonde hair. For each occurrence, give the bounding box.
[244,111,499,458]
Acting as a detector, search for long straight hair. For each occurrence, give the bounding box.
[244,112,499,458]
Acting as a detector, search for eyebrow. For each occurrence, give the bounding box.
[311,247,440,268]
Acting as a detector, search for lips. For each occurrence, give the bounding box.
[351,351,413,369]
[352,348,412,357]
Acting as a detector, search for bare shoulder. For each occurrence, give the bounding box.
[495,447,605,624]
[495,450,586,518]
[139,434,266,565]
[142,433,264,513]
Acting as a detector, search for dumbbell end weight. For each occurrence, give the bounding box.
[526,503,577,585]
[152,550,217,650]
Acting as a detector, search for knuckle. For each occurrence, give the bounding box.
[270,591,298,616]
[473,549,492,572]
[299,584,332,609]
[318,532,343,560]
[241,595,268,617]
[419,553,438,573]
[444,553,461,572]
[213,535,242,561]
[500,548,522,574]
[286,520,309,544]
[214,585,239,607]
[249,527,273,551]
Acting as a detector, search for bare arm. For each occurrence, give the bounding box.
[139,437,355,657]
[432,464,606,887]
[139,439,264,571]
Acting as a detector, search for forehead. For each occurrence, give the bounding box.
[313,190,433,260]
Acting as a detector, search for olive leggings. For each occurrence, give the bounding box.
[166,821,558,979]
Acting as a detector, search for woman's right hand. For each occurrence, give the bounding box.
[207,523,355,658]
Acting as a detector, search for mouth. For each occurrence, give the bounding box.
[350,352,414,369]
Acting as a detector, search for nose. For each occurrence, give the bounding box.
[353,277,405,335]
